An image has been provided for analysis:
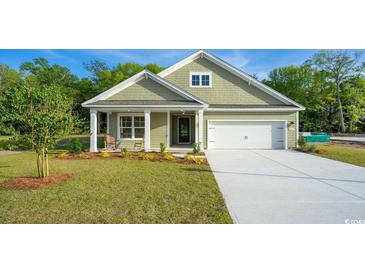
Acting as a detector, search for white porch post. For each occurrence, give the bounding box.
[195,111,199,144]
[90,109,98,152]
[198,109,204,147]
[144,109,151,152]
[106,112,110,134]
[166,111,170,148]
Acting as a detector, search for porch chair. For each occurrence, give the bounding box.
[104,134,117,150]
[134,138,144,151]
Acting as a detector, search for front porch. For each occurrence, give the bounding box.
[89,108,204,152]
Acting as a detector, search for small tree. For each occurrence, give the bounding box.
[11,83,74,178]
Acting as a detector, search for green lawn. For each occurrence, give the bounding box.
[313,144,365,167]
[0,152,231,224]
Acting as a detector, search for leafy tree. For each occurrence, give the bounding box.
[10,83,74,177]
[20,57,78,87]
[306,50,365,132]
[0,65,23,134]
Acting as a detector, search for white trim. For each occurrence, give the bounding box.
[177,116,192,144]
[90,109,98,152]
[207,119,288,150]
[83,104,206,109]
[117,113,145,141]
[144,110,151,152]
[82,70,208,107]
[106,112,110,134]
[198,109,204,146]
[189,71,212,88]
[158,50,305,110]
[296,111,299,147]
[195,111,199,144]
[284,120,288,150]
[167,111,171,148]
[206,107,302,112]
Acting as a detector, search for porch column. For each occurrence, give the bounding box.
[167,111,170,148]
[198,109,204,146]
[90,109,98,152]
[195,111,199,144]
[106,112,110,134]
[144,109,151,152]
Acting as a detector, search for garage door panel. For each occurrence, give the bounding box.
[208,121,285,149]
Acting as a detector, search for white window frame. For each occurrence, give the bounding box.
[117,113,145,140]
[189,72,212,88]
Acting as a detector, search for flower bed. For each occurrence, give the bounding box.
[56,151,208,165]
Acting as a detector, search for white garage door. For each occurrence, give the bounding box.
[208,120,286,149]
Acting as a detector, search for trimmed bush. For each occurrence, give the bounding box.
[100,151,111,158]
[160,142,166,154]
[163,152,175,161]
[142,153,155,161]
[192,142,201,154]
[120,151,131,158]
[68,138,83,153]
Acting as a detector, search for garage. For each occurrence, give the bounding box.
[207,120,286,149]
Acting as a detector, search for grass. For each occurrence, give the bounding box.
[0,152,231,224]
[312,144,365,168]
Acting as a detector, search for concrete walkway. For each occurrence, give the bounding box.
[331,136,365,143]
[206,150,365,224]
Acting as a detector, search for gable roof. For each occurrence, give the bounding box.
[158,50,305,110]
[82,69,208,107]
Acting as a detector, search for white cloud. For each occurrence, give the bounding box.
[218,49,250,70]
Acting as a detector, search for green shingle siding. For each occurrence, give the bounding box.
[108,78,188,101]
[151,112,167,149]
[165,58,283,105]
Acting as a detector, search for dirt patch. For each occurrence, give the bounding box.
[1,173,74,190]
[56,151,208,165]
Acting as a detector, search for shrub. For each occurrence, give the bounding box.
[302,144,317,153]
[100,151,111,158]
[59,152,69,159]
[137,152,145,159]
[68,138,83,153]
[192,142,201,154]
[160,142,166,154]
[298,135,306,148]
[192,157,205,165]
[142,153,155,161]
[120,151,131,158]
[184,155,194,161]
[163,152,175,161]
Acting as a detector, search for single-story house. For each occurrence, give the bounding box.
[82,50,305,152]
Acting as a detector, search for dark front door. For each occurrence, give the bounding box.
[178,117,190,144]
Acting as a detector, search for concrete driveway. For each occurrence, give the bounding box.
[206,150,365,224]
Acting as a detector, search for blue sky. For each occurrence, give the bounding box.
[0,49,320,80]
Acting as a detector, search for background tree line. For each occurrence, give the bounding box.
[1,50,365,135]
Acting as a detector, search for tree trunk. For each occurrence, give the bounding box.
[45,149,49,177]
[41,148,46,178]
[37,153,41,178]
[335,83,346,132]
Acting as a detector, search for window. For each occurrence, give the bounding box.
[191,74,200,86]
[201,74,210,86]
[119,115,145,139]
[190,72,212,87]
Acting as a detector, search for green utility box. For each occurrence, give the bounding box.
[303,133,330,143]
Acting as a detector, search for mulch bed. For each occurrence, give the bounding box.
[1,173,75,190]
[55,151,208,165]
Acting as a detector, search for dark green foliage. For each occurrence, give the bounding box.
[68,138,83,153]
[193,142,201,154]
[160,142,166,153]
[298,135,306,148]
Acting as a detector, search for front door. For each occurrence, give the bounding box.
[178,117,190,144]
